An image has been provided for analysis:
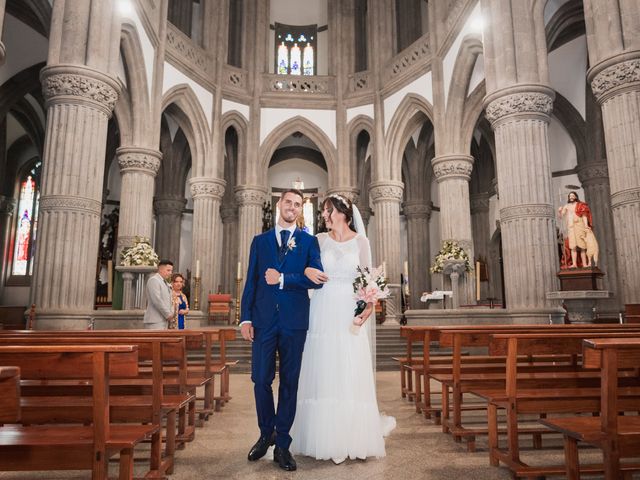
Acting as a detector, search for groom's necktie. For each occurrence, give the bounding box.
[279,230,290,262]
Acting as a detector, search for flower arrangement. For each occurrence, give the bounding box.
[352,265,390,318]
[430,240,472,274]
[120,236,159,267]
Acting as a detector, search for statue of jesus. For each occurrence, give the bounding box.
[558,191,599,268]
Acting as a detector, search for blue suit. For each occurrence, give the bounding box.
[241,227,323,449]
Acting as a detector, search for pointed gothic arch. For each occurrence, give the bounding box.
[220,110,248,182]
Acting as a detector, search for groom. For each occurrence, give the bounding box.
[240,189,324,471]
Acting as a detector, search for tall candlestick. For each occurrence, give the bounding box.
[237,261,242,279]
[476,261,481,302]
[403,260,409,278]
[195,259,200,278]
[382,261,387,278]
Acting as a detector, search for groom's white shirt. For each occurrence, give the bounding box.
[240,224,297,326]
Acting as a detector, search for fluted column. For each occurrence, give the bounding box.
[326,187,359,204]
[471,193,491,301]
[432,154,475,305]
[32,65,120,326]
[0,0,6,64]
[0,196,16,301]
[484,85,559,311]
[370,181,403,322]
[220,203,238,294]
[153,195,186,266]
[404,201,431,309]
[588,54,640,304]
[234,185,267,294]
[116,147,161,253]
[189,177,225,310]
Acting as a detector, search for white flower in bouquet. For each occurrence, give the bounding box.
[350,265,390,335]
[429,240,472,274]
[120,236,159,267]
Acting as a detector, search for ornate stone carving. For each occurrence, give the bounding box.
[470,194,491,213]
[166,24,210,74]
[611,187,640,209]
[41,66,119,113]
[223,65,247,91]
[0,196,16,215]
[382,35,431,84]
[348,71,370,92]
[432,155,474,181]
[189,177,225,200]
[403,202,432,219]
[234,186,267,206]
[577,162,609,184]
[117,147,162,175]
[153,197,186,215]
[369,181,404,202]
[485,92,553,124]
[500,204,555,223]
[326,188,360,205]
[591,58,640,100]
[39,195,102,217]
[264,74,334,95]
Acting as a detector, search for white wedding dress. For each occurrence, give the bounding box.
[290,233,396,462]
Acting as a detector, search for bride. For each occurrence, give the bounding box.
[290,194,396,463]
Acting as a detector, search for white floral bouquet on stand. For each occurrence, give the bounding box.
[430,240,472,274]
[351,265,390,335]
[120,236,159,267]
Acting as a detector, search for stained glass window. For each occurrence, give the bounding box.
[274,23,317,76]
[11,162,41,277]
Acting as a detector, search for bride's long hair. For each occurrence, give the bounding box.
[320,195,357,233]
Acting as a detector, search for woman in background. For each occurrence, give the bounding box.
[171,273,189,329]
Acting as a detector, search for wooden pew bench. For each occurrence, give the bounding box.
[0,345,157,480]
[0,366,20,424]
[0,335,189,476]
[477,331,640,479]
[541,337,640,480]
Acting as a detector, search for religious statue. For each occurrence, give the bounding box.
[558,191,599,268]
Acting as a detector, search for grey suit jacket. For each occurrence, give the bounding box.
[143,273,173,324]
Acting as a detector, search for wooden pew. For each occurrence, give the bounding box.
[0,366,20,423]
[541,338,640,480]
[0,345,157,480]
[479,331,640,479]
[0,335,188,476]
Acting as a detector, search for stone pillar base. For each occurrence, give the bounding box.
[33,311,93,330]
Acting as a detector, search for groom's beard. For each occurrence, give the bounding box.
[280,210,298,223]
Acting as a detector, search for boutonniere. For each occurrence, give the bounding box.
[287,236,297,251]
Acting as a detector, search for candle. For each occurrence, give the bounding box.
[476,261,481,302]
[403,260,409,278]
[237,261,242,279]
[382,261,387,277]
[195,260,200,278]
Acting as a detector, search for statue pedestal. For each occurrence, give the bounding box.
[557,267,604,291]
[115,265,157,310]
[546,290,612,324]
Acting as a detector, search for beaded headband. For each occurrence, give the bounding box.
[328,194,350,207]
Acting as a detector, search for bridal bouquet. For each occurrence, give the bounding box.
[351,265,390,335]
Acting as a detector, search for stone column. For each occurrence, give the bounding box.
[484,85,560,312]
[0,196,15,301]
[404,201,431,309]
[588,55,640,304]
[32,65,120,327]
[0,0,6,64]
[235,185,267,294]
[432,154,475,305]
[220,203,238,294]
[471,193,491,301]
[370,181,403,323]
[189,177,225,311]
[577,163,620,309]
[116,147,161,253]
[153,195,186,266]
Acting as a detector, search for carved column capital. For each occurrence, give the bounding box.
[403,201,431,219]
[234,185,268,206]
[41,64,121,116]
[189,177,226,200]
[369,180,404,203]
[500,204,555,224]
[589,52,640,103]
[432,155,474,182]
[577,162,609,187]
[0,195,16,215]
[325,187,360,205]
[484,84,554,127]
[470,193,491,213]
[153,196,187,215]
[117,147,162,175]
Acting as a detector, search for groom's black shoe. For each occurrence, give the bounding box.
[273,446,297,471]
[247,432,275,461]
